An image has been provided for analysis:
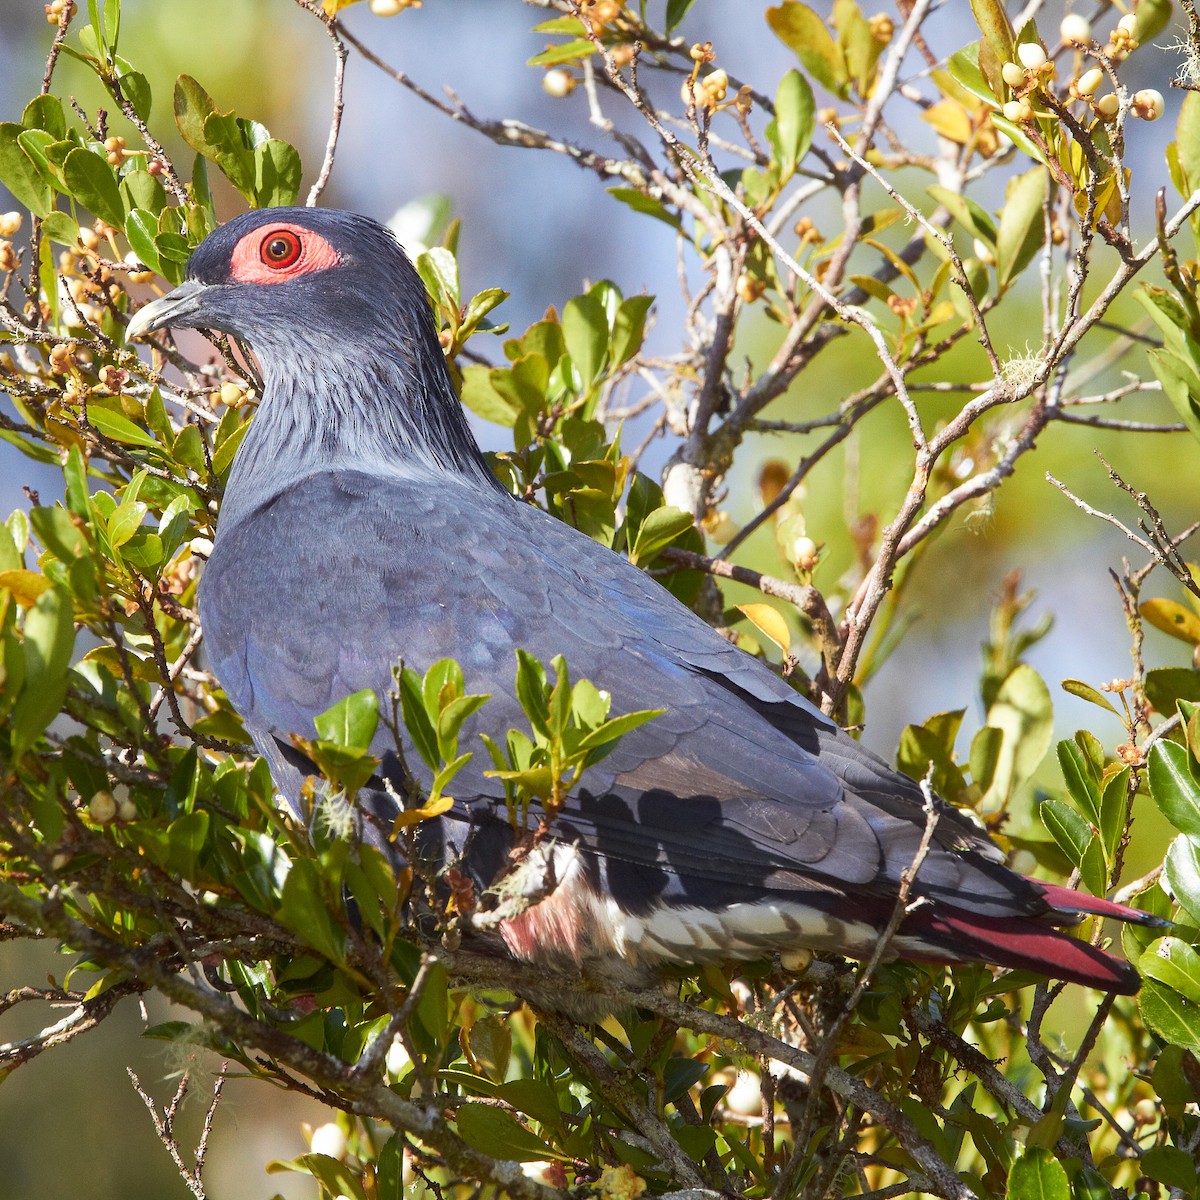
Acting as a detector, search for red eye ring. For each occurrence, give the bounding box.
[259,229,302,269]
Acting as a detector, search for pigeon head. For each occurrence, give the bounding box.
[128,208,499,516]
[127,208,428,356]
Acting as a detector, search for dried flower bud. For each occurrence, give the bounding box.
[1016,42,1048,70]
[49,342,76,373]
[0,241,16,272]
[689,41,714,63]
[868,13,893,42]
[98,365,128,392]
[1060,13,1092,44]
[103,134,126,166]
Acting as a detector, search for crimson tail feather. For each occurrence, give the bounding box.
[909,908,1142,993]
[1036,884,1170,927]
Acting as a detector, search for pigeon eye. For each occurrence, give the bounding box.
[260,231,302,269]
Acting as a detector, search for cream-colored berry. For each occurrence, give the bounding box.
[1060,13,1092,44]
[1076,67,1104,97]
[1117,13,1138,36]
[972,237,997,266]
[1096,93,1120,118]
[310,1123,348,1160]
[0,211,21,238]
[116,795,137,822]
[1001,61,1025,87]
[1132,88,1164,120]
[868,13,893,42]
[89,791,117,823]
[1016,42,1048,70]
[1001,99,1026,123]
[542,68,576,98]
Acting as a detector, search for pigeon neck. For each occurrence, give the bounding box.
[217,345,501,529]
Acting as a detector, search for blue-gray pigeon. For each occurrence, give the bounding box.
[127,207,1154,994]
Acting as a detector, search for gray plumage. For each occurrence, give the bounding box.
[130,207,1154,994]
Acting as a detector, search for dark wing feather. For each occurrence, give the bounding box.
[199,468,1045,929]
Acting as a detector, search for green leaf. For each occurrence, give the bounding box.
[607,187,682,230]
[1060,678,1119,716]
[766,2,848,98]
[612,294,654,367]
[1146,348,1200,443]
[666,0,698,32]
[22,94,67,140]
[562,289,608,388]
[970,0,1014,69]
[124,208,161,273]
[1165,833,1200,926]
[211,418,251,481]
[416,246,460,311]
[1149,739,1200,837]
[995,167,1046,291]
[253,139,302,207]
[86,405,158,448]
[630,505,694,565]
[983,664,1053,806]
[278,857,347,964]
[1005,1148,1069,1200]
[527,39,594,67]
[1141,1145,1199,1192]
[927,184,998,246]
[1140,937,1200,1004]
[12,585,75,760]
[1139,978,1200,1054]
[62,147,125,229]
[0,122,52,215]
[1039,797,1091,867]
[1057,737,1101,825]
[455,1103,562,1162]
[117,69,152,123]
[1099,766,1129,865]
[1146,667,1200,716]
[770,69,815,176]
[314,689,379,754]
[399,666,439,769]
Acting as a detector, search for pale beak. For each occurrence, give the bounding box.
[125,278,208,341]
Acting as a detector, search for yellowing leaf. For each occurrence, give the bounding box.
[389,793,455,832]
[0,569,53,606]
[921,100,973,145]
[1141,598,1200,646]
[737,603,792,655]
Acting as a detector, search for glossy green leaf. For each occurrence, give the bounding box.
[1165,833,1200,925]
[314,689,379,754]
[1149,739,1200,837]
[1005,1147,1068,1200]
[1141,1145,1199,1192]
[562,290,608,388]
[1039,797,1091,867]
[62,147,125,228]
[0,122,52,215]
[117,69,152,122]
[1099,766,1129,865]
[1139,978,1200,1054]
[253,138,302,207]
[455,1103,562,1162]
[984,664,1053,806]
[1140,937,1200,1004]
[630,504,694,565]
[86,405,159,448]
[770,69,815,176]
[278,858,347,964]
[666,0,698,31]
[1060,678,1119,716]
[22,94,67,140]
[11,584,75,760]
[995,167,1046,291]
